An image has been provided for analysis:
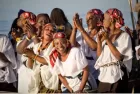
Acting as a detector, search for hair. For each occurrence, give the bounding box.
[36,13,51,23]
[50,8,68,25]
[9,18,23,35]
[8,18,23,47]
[138,10,140,20]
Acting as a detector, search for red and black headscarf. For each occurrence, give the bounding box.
[106,8,124,28]
[88,9,104,26]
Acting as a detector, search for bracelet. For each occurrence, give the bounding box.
[16,38,21,42]
[31,35,36,39]
[26,36,30,41]
[33,54,38,60]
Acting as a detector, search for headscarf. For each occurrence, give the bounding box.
[21,12,36,25]
[18,9,25,18]
[106,8,124,28]
[88,9,104,26]
[50,32,70,68]
[53,32,66,39]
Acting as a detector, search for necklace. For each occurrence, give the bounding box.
[38,42,50,54]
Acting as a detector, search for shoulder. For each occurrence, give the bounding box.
[120,30,131,39]
[0,34,8,39]
[70,47,81,54]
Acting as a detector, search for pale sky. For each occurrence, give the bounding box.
[0,0,138,32]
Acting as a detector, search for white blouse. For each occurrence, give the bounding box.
[94,32,133,83]
[53,47,96,91]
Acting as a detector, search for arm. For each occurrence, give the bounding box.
[58,74,73,93]
[26,57,34,69]
[69,28,80,47]
[96,34,103,57]
[78,66,89,92]
[74,13,97,50]
[16,38,30,54]
[16,24,40,54]
[106,39,124,61]
[97,41,102,57]
[23,48,48,65]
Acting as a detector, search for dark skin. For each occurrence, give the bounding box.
[25,24,56,68]
[97,13,124,61]
[16,23,40,54]
[70,13,97,50]
[54,38,89,93]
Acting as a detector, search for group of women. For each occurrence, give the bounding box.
[0,7,133,93]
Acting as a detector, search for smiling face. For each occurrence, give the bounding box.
[42,24,55,41]
[36,15,50,37]
[53,38,68,55]
[86,12,98,31]
[37,15,50,27]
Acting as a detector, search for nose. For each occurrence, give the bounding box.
[42,21,46,26]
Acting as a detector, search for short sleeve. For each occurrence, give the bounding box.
[75,48,88,70]
[116,33,133,61]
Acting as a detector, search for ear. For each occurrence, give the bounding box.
[66,40,70,47]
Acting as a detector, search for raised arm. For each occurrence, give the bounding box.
[73,13,97,50]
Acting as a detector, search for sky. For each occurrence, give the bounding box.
[0,0,138,34]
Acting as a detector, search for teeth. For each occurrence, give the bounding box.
[59,48,63,51]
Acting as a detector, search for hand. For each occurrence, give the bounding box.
[73,14,78,30]
[99,28,109,41]
[23,48,35,59]
[97,33,102,43]
[74,89,83,93]
[26,23,37,38]
[73,13,84,31]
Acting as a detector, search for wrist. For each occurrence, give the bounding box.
[31,35,36,40]
[26,36,31,41]
[79,27,84,32]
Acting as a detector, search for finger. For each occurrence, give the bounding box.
[80,18,83,26]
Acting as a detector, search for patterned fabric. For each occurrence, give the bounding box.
[53,32,66,39]
[38,81,61,93]
[49,49,58,68]
[106,8,124,28]
[88,9,104,26]
[21,12,36,25]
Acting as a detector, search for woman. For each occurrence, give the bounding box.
[23,23,60,93]
[50,8,72,39]
[70,9,104,84]
[51,32,96,93]
[94,8,133,93]
[0,35,17,92]
[36,13,51,39]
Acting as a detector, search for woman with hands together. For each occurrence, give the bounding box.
[95,8,133,93]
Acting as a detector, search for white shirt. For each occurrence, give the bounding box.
[54,47,97,91]
[0,34,17,83]
[31,42,59,91]
[77,29,98,79]
[95,31,133,83]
